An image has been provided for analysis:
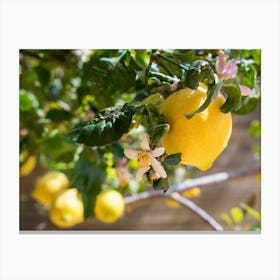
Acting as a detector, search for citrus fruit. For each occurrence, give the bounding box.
[49,188,84,228]
[20,151,36,176]
[94,189,125,223]
[31,171,69,206]
[162,84,232,171]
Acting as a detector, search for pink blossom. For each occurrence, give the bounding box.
[216,50,238,80]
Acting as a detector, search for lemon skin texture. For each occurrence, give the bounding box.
[94,190,125,224]
[162,85,232,171]
[31,171,69,206]
[49,188,84,228]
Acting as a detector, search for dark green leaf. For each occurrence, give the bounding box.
[35,66,50,87]
[68,104,138,147]
[152,177,169,192]
[129,91,149,104]
[185,82,223,119]
[45,108,71,122]
[220,83,242,113]
[164,153,182,166]
[70,161,106,218]
[183,60,215,89]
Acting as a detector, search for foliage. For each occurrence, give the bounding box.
[20,49,261,226]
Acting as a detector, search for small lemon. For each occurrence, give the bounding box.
[49,188,84,228]
[31,171,69,206]
[20,151,36,177]
[94,189,125,223]
[162,84,232,171]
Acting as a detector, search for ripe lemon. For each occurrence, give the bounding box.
[20,151,36,177]
[31,171,69,206]
[49,188,84,228]
[162,84,232,171]
[94,189,125,224]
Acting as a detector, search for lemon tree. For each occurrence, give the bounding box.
[94,189,125,223]
[49,188,84,228]
[31,171,69,206]
[20,49,261,230]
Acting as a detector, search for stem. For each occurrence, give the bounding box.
[150,71,180,84]
[156,53,190,71]
[165,193,224,231]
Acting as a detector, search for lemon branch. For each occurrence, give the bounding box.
[164,192,223,230]
[124,167,260,230]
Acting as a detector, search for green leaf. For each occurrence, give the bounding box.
[149,124,170,147]
[20,89,38,111]
[68,104,138,147]
[249,120,261,138]
[183,60,215,89]
[220,83,242,113]
[70,161,106,218]
[164,153,182,166]
[185,82,223,119]
[230,207,244,224]
[152,177,169,192]
[234,97,259,114]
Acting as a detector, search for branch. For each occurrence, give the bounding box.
[165,192,223,231]
[124,167,260,205]
[124,167,260,230]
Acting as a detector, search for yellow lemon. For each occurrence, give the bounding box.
[20,151,36,177]
[31,171,69,206]
[49,188,84,228]
[162,84,232,171]
[94,189,125,223]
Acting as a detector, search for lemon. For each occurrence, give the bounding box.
[31,171,69,206]
[162,84,232,171]
[49,188,84,228]
[20,151,36,176]
[94,189,125,223]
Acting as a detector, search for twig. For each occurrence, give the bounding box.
[124,167,260,230]
[165,192,223,231]
[124,167,260,205]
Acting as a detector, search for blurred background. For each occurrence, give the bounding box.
[19,49,261,231]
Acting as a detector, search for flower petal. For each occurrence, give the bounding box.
[141,133,150,151]
[136,167,149,181]
[124,149,140,160]
[223,59,238,79]
[151,157,167,178]
[151,147,165,158]
[216,50,227,75]
[239,85,251,96]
